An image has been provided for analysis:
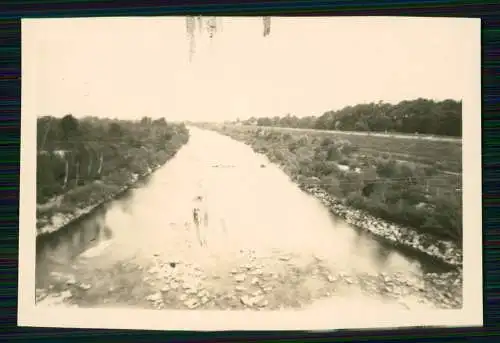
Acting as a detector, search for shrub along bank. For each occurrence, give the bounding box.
[207,124,462,268]
[36,115,189,236]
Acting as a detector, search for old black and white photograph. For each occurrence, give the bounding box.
[19,16,481,330]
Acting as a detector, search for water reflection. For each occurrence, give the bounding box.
[36,127,447,289]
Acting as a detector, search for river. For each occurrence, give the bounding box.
[35,127,449,310]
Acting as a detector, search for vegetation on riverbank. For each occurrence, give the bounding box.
[205,124,462,252]
[36,115,189,235]
[240,98,462,137]
[240,125,462,173]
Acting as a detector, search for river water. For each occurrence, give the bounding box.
[35,127,445,309]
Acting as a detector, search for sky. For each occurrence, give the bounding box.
[23,16,477,122]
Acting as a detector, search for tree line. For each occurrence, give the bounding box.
[37,114,189,203]
[241,98,462,137]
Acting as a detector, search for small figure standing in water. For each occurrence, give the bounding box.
[193,207,200,227]
[193,207,205,247]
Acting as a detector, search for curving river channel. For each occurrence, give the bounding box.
[35,127,455,311]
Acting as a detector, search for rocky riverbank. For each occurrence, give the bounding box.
[300,182,462,268]
[36,248,462,310]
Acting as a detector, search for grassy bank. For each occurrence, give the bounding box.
[36,115,189,236]
[242,125,461,174]
[202,123,462,267]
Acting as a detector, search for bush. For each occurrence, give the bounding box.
[375,159,398,178]
[346,192,365,208]
[326,145,341,161]
[321,137,333,147]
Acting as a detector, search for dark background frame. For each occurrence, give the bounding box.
[1,0,494,341]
